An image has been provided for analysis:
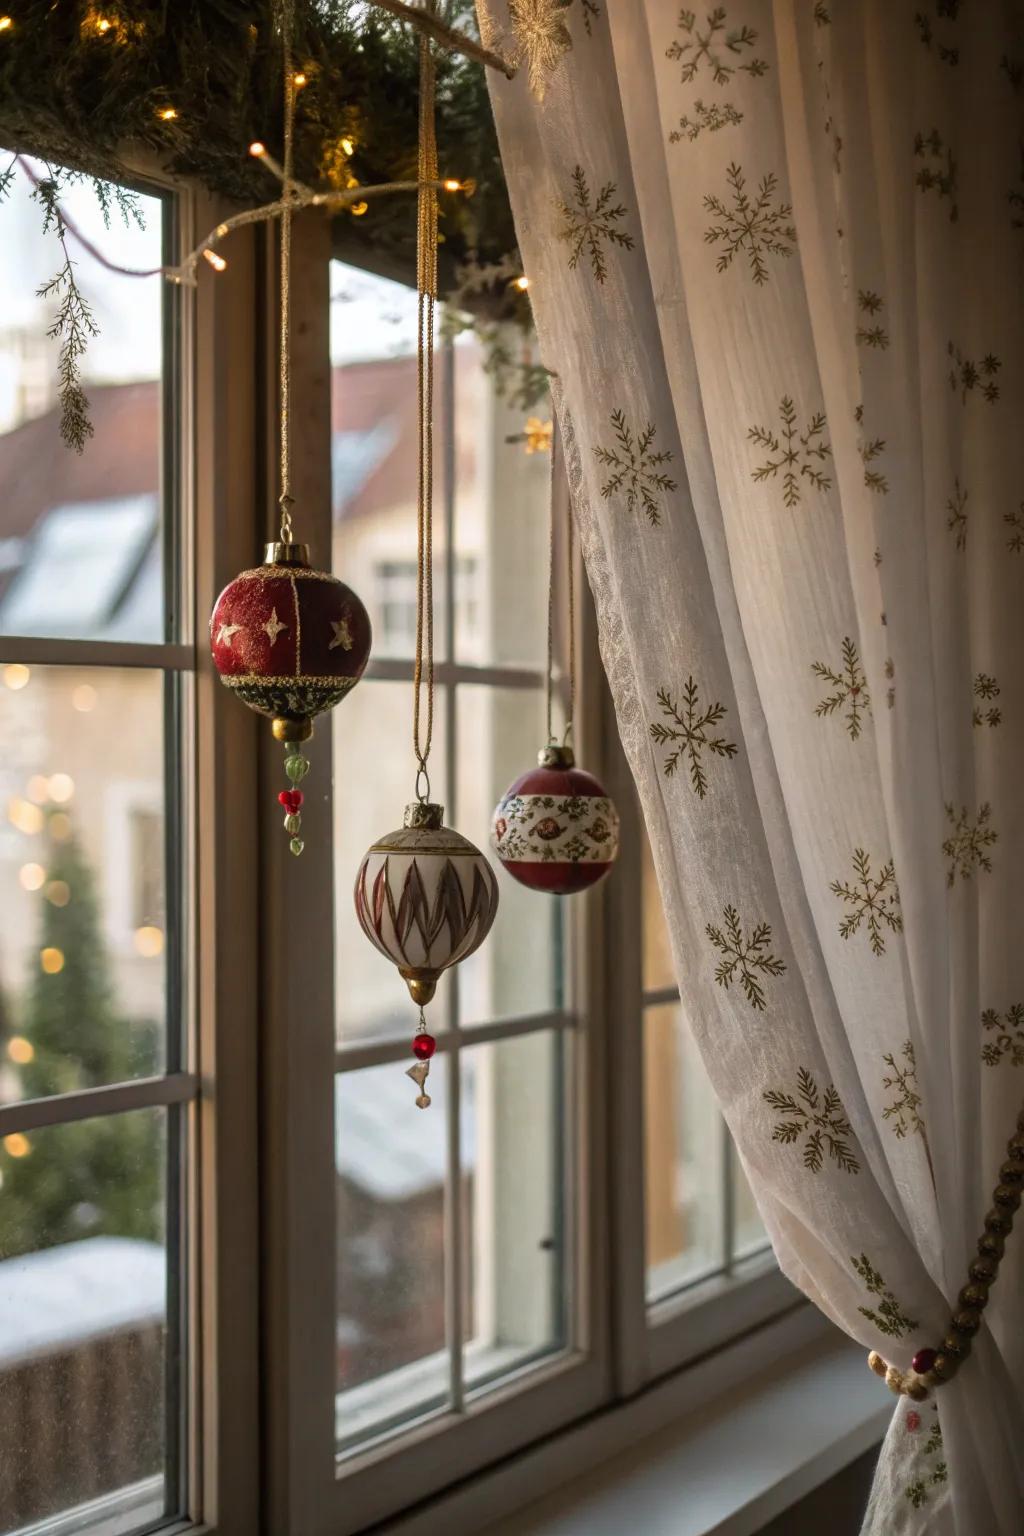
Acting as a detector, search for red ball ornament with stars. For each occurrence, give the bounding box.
[210,539,371,853]
[491,744,620,895]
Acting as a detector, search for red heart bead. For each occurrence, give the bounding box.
[278,789,304,814]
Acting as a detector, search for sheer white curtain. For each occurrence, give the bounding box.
[480,1,1024,1529]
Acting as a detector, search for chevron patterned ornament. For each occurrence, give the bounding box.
[354,802,499,1106]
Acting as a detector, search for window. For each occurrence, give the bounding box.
[0,160,193,1535]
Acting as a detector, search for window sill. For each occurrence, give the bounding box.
[380,1309,891,1536]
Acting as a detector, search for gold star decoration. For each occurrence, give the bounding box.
[508,0,573,102]
[263,608,287,645]
[217,622,242,648]
[329,615,354,652]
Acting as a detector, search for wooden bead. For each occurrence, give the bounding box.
[969,1256,998,1284]
[932,1353,957,1380]
[868,1351,888,1379]
[1008,1134,1024,1160]
[993,1183,1021,1210]
[978,1229,1005,1259]
[999,1158,1024,1184]
[951,1307,983,1336]
[942,1331,972,1360]
[906,1379,930,1401]
[885,1365,905,1395]
[959,1282,989,1310]
[985,1208,1013,1236]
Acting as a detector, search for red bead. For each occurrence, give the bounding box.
[412,1033,436,1060]
[278,789,304,814]
[911,1348,937,1375]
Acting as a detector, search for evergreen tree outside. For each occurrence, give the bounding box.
[0,825,162,1259]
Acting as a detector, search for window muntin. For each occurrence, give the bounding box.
[331,262,573,1461]
[0,161,191,1536]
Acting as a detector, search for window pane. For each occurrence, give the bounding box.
[0,1108,168,1532]
[456,685,559,1026]
[336,1060,451,1452]
[462,1030,568,1392]
[641,820,677,994]
[731,1146,769,1259]
[330,264,453,662]
[0,666,166,1104]
[0,161,165,643]
[334,680,449,1044]
[453,344,548,669]
[643,1004,725,1300]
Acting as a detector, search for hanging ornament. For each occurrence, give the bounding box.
[491,417,620,893]
[208,2,371,854]
[354,18,498,1106]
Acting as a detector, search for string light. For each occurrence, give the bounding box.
[443,179,461,191]
[47,773,74,804]
[8,799,44,835]
[514,274,530,291]
[26,775,49,804]
[293,71,307,87]
[158,107,178,122]
[49,811,72,841]
[0,17,13,33]
[350,201,368,216]
[340,137,355,157]
[249,141,267,158]
[203,249,227,272]
[18,863,46,892]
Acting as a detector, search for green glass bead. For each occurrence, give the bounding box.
[285,752,310,784]
[290,837,304,857]
[285,813,301,834]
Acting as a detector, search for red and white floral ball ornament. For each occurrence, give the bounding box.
[491,745,620,894]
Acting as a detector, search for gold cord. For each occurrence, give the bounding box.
[545,417,575,747]
[278,0,297,544]
[413,16,438,799]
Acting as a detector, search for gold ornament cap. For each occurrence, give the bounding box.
[538,743,575,769]
[272,716,313,743]
[403,801,445,830]
[264,540,310,567]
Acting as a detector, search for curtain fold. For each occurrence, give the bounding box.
[481,1,1024,1529]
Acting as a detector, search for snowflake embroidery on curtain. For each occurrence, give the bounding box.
[854,406,889,494]
[763,1068,860,1173]
[905,1410,948,1507]
[946,477,968,548]
[555,166,635,283]
[856,290,890,348]
[981,1003,1024,1067]
[706,904,786,1011]
[851,1253,919,1338]
[914,129,958,220]
[972,673,1002,728]
[881,1042,927,1140]
[570,0,600,35]
[748,397,831,506]
[669,99,743,143]
[812,638,871,739]
[831,849,902,956]
[814,3,830,25]
[507,0,572,103]
[665,8,767,85]
[1004,503,1024,551]
[1003,54,1024,92]
[943,802,997,885]
[594,410,677,525]
[915,5,960,67]
[650,679,738,796]
[948,342,1001,403]
[703,163,796,285]
[885,657,896,709]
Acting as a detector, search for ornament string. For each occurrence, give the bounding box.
[545,416,576,749]
[278,0,297,544]
[412,17,438,803]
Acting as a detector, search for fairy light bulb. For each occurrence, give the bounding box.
[341,137,355,157]
[97,16,112,32]
[158,107,178,121]
[0,17,13,33]
[443,179,461,192]
[293,71,307,87]
[351,201,368,216]
[249,141,266,158]
[203,250,227,272]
